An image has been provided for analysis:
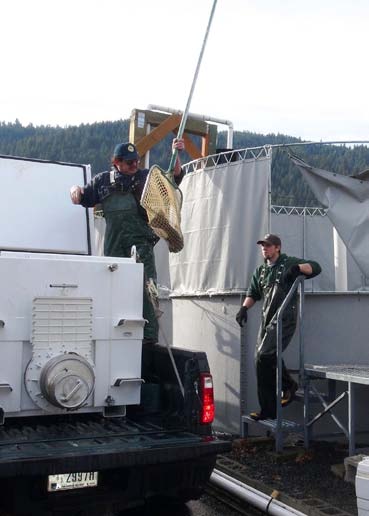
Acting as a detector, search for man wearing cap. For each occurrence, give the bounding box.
[70,138,184,345]
[236,234,321,420]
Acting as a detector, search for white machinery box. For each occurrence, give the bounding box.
[0,156,145,420]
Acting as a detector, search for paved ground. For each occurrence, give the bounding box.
[219,435,358,516]
[1,436,358,516]
[121,495,252,516]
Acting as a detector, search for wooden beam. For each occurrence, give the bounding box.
[202,134,210,158]
[135,114,181,156]
[143,110,210,136]
[181,133,202,160]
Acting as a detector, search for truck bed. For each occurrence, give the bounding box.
[0,414,230,477]
[0,346,231,515]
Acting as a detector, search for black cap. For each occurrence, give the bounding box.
[113,142,139,160]
[257,233,282,246]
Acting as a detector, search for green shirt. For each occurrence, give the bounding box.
[247,253,321,302]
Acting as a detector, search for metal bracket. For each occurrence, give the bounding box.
[49,284,78,289]
[306,388,348,436]
[114,318,146,328]
[113,378,145,387]
[0,383,12,392]
[131,245,137,261]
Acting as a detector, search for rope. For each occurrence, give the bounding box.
[145,277,185,398]
[265,490,280,514]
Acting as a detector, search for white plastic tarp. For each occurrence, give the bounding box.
[291,155,369,281]
[169,155,271,296]
[271,211,334,291]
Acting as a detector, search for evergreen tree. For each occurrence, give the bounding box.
[1,120,368,207]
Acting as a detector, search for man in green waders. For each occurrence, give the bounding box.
[70,138,185,347]
[236,234,321,420]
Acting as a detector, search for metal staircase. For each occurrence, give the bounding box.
[241,276,306,452]
[241,277,369,455]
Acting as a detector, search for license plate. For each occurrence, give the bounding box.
[47,471,98,492]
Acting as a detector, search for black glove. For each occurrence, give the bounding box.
[236,306,248,327]
[284,264,301,283]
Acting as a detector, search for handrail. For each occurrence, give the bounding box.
[275,276,305,452]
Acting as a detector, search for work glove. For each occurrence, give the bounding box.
[284,264,301,283]
[236,306,248,327]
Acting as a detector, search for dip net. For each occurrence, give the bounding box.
[141,165,184,253]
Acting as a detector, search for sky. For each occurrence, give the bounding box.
[2,0,369,142]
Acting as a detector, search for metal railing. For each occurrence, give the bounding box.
[182,146,271,175]
[275,276,305,452]
[271,205,327,217]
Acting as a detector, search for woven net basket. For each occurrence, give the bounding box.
[141,165,184,253]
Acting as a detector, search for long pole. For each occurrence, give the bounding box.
[168,0,218,174]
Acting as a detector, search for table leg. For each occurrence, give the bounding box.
[348,381,355,456]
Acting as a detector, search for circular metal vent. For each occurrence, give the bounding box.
[39,354,95,409]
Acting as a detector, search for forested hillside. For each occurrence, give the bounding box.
[0,119,130,174]
[1,119,369,206]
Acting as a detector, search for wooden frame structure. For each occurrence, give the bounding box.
[129,109,218,165]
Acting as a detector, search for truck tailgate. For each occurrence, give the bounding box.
[0,416,231,477]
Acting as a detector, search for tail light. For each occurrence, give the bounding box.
[200,373,215,424]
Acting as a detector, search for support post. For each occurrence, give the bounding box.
[348,381,356,456]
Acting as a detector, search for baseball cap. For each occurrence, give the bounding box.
[257,233,282,246]
[113,142,139,161]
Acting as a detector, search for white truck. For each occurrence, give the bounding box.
[0,154,230,516]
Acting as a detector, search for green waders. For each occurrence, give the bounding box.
[102,191,159,343]
[255,261,297,418]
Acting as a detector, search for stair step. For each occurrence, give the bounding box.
[242,415,303,433]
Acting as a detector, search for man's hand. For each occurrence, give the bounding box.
[236,306,248,327]
[284,264,301,283]
[172,138,185,176]
[172,138,185,152]
[70,185,83,204]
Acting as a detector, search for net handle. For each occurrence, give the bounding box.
[167,0,218,175]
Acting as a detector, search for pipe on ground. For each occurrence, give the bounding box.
[211,469,306,516]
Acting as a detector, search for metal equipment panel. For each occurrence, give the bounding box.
[0,156,91,254]
[0,252,144,417]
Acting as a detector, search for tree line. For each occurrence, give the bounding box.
[1,119,369,206]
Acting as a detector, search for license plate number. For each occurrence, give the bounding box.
[47,471,98,492]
